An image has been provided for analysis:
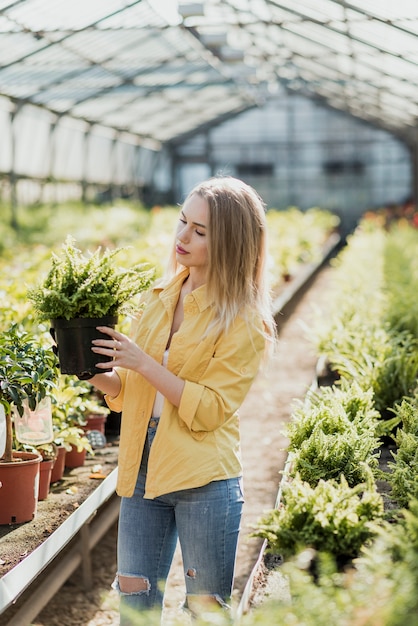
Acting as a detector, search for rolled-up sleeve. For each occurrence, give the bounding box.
[104,367,127,413]
[178,318,265,433]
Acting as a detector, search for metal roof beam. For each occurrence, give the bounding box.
[168,101,259,146]
[262,0,418,68]
[0,0,144,70]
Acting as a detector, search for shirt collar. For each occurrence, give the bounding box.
[154,269,214,312]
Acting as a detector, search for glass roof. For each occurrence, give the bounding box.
[0,0,416,146]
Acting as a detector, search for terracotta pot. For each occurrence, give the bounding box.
[50,445,66,483]
[83,413,107,435]
[0,451,41,525]
[65,445,87,468]
[50,316,117,379]
[38,458,54,500]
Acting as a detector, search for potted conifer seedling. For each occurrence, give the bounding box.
[28,236,154,380]
[0,324,58,524]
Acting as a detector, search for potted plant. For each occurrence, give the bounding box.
[251,473,384,571]
[0,324,58,524]
[81,390,110,435]
[34,442,58,500]
[28,235,154,379]
[51,377,94,473]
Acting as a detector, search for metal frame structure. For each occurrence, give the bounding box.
[0,0,417,203]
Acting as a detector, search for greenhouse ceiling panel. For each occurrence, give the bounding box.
[0,0,416,146]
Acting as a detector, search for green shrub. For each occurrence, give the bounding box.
[383,225,418,339]
[312,222,418,420]
[287,383,381,487]
[387,393,418,508]
[251,474,384,562]
[28,236,155,320]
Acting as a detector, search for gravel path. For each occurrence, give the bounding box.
[30,265,333,626]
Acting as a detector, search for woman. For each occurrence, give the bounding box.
[88,176,276,623]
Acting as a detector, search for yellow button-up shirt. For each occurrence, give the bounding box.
[106,269,266,499]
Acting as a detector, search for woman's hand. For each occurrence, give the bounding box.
[92,326,144,373]
[92,326,185,408]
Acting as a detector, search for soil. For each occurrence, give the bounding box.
[1,262,336,626]
[0,446,119,574]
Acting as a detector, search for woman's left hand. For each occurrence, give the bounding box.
[92,326,144,372]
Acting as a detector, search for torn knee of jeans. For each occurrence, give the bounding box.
[186,567,197,579]
[184,593,231,616]
[112,573,151,596]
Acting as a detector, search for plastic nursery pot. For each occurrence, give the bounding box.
[0,404,5,459]
[50,445,66,483]
[50,316,118,379]
[13,397,54,446]
[65,445,87,469]
[0,451,42,525]
[83,413,107,435]
[38,458,54,501]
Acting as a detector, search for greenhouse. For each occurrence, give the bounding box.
[0,0,417,225]
[1,1,418,626]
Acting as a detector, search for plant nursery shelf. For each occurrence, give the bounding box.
[0,445,119,626]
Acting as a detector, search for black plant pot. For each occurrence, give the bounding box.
[50,316,118,379]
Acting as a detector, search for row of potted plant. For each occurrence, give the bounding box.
[252,380,386,568]
[0,236,154,523]
[246,216,418,624]
[312,221,418,420]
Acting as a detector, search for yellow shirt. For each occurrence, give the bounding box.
[105,269,266,499]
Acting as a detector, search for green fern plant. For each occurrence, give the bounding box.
[287,383,381,487]
[28,235,155,321]
[251,473,384,562]
[387,393,418,508]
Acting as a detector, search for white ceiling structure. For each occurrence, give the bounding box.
[0,0,417,148]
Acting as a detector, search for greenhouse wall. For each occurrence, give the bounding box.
[173,93,412,231]
[0,96,161,207]
[0,90,412,230]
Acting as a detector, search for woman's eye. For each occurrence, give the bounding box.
[196,230,205,237]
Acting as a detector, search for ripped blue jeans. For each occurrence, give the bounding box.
[113,417,244,623]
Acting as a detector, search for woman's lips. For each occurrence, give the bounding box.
[176,245,188,255]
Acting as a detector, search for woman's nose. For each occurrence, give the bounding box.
[178,225,189,242]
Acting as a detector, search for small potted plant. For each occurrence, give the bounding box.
[0,324,58,524]
[28,236,154,379]
[50,377,95,476]
[251,473,384,571]
[34,442,58,500]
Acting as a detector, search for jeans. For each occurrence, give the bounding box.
[114,417,244,623]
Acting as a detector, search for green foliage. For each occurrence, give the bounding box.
[287,383,381,487]
[265,206,339,289]
[28,235,155,320]
[239,503,418,626]
[51,377,98,453]
[241,500,418,626]
[291,428,380,488]
[0,323,58,418]
[0,200,153,249]
[312,222,418,420]
[383,225,418,339]
[0,323,58,462]
[240,522,418,625]
[289,382,380,446]
[387,393,418,508]
[251,474,384,562]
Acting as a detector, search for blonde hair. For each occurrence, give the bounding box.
[167,176,276,343]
